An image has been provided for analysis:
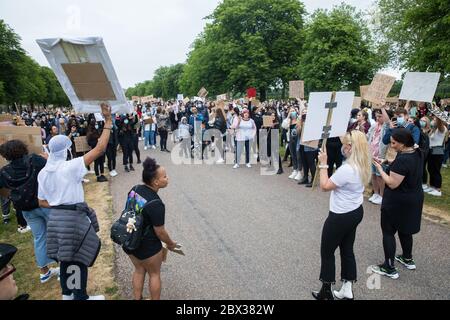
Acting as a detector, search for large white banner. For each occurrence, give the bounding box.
[399,72,441,103]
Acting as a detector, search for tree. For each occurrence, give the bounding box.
[180,0,306,100]
[376,0,450,77]
[298,4,387,93]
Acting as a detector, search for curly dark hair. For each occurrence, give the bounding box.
[142,157,160,185]
[0,140,29,161]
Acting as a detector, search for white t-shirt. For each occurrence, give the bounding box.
[38,156,88,206]
[330,163,364,214]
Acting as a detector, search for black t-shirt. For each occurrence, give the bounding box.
[123,185,165,259]
[387,150,423,193]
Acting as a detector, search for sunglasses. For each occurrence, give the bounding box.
[0,264,16,282]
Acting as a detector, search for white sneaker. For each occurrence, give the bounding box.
[87,295,105,300]
[368,194,378,203]
[333,280,353,300]
[144,146,148,151]
[40,267,60,283]
[233,164,240,169]
[109,170,118,177]
[18,226,31,234]
[88,170,95,175]
[246,163,252,168]
[427,189,442,197]
[442,164,448,168]
[372,194,383,205]
[294,172,303,181]
[82,179,90,183]
[62,294,74,300]
[422,184,431,192]
[139,137,143,141]
[289,170,298,179]
[216,158,225,164]
[152,145,156,150]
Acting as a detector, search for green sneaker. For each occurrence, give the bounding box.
[395,255,416,270]
[371,264,399,279]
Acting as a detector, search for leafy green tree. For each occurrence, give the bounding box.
[376,0,450,77]
[298,4,387,93]
[181,0,306,100]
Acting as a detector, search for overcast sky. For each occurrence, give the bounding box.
[1,0,389,88]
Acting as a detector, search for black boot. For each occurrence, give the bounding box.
[298,178,309,185]
[124,165,130,173]
[130,164,135,171]
[312,283,334,300]
[277,168,283,175]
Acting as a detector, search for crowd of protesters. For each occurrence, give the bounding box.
[0,94,449,300]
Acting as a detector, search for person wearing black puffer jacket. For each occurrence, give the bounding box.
[86,117,108,182]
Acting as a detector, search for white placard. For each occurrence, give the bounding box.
[177,94,184,101]
[36,37,132,114]
[94,113,104,122]
[302,91,355,142]
[399,72,441,103]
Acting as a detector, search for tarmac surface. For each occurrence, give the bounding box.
[110,138,450,300]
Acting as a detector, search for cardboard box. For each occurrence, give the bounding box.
[0,126,43,168]
[365,73,396,107]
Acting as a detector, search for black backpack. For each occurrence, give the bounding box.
[110,187,159,251]
[1,155,40,211]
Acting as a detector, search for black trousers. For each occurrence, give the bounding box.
[427,153,444,188]
[422,151,429,184]
[60,261,89,300]
[132,134,141,162]
[106,144,117,171]
[301,149,318,183]
[326,141,343,177]
[381,212,413,267]
[119,137,133,166]
[320,206,364,283]
[94,154,105,176]
[159,129,168,150]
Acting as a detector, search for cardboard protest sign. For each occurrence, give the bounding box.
[0,114,15,122]
[216,100,226,110]
[399,72,441,102]
[74,136,91,153]
[246,88,257,98]
[144,117,154,125]
[183,97,190,104]
[217,93,227,101]
[140,96,154,104]
[0,126,43,168]
[365,73,396,107]
[289,80,305,99]
[177,94,184,101]
[263,116,273,128]
[301,91,355,143]
[132,96,140,102]
[440,98,450,106]
[198,87,208,98]
[360,85,369,101]
[353,97,362,108]
[385,96,399,104]
[94,113,104,122]
[37,37,131,114]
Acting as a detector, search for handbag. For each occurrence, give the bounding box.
[431,145,445,155]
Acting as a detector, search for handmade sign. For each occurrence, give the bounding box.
[399,72,441,102]
[144,117,154,125]
[440,98,450,106]
[183,97,190,104]
[131,96,140,102]
[36,37,131,114]
[0,126,43,168]
[94,113,104,122]
[246,88,257,98]
[360,85,370,101]
[74,136,91,153]
[140,96,154,104]
[177,94,184,101]
[198,87,208,98]
[289,81,305,99]
[0,114,15,122]
[301,91,355,143]
[263,116,273,128]
[365,73,396,106]
[217,93,227,101]
[385,96,399,104]
[353,97,362,108]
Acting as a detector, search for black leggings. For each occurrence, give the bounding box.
[60,261,89,300]
[319,206,364,283]
[301,148,318,183]
[427,153,444,188]
[159,129,168,150]
[94,154,105,176]
[422,151,429,184]
[381,212,413,267]
[106,144,117,172]
[132,134,141,162]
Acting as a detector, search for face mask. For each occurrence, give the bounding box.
[397,116,405,126]
[420,120,427,128]
[124,120,129,125]
[291,112,297,119]
[95,124,99,130]
[350,118,357,124]
[430,121,436,128]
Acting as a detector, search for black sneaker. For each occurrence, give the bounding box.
[137,160,141,164]
[124,166,130,173]
[305,183,313,188]
[298,179,309,185]
[395,255,416,270]
[277,168,283,175]
[130,165,135,171]
[371,264,399,279]
[97,175,108,183]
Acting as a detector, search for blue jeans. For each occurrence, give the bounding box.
[22,208,55,268]
[150,130,156,146]
[144,130,151,147]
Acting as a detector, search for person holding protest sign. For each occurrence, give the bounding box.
[37,103,113,300]
[311,130,370,300]
[371,128,423,280]
[123,157,177,300]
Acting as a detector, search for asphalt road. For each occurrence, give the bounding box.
[110,138,450,300]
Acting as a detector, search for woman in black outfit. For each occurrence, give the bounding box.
[86,118,108,182]
[123,158,177,300]
[372,128,424,279]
